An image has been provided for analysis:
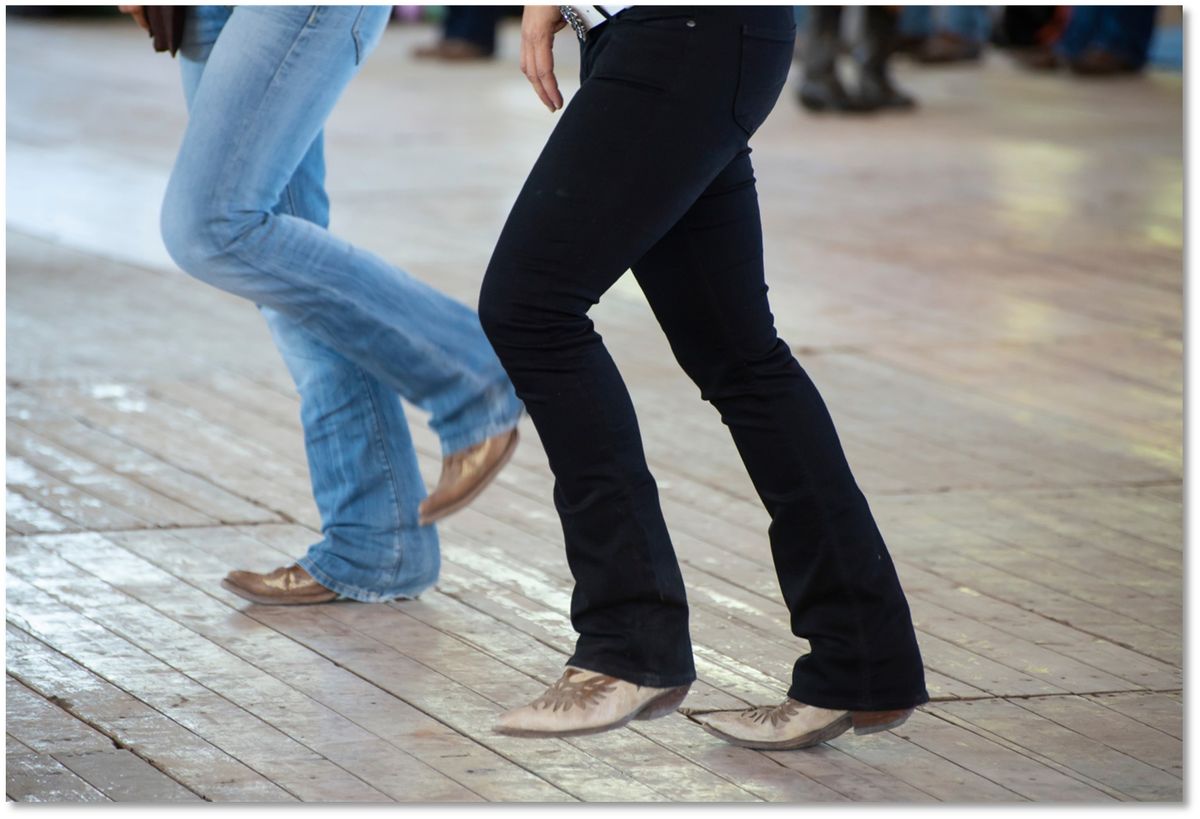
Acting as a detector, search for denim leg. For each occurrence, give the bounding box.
[263,308,440,601]
[1092,6,1159,68]
[939,6,991,44]
[162,5,521,457]
[898,6,933,38]
[177,6,439,601]
[1056,6,1103,60]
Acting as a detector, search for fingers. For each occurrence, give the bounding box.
[520,5,565,112]
[521,32,559,112]
[118,5,150,31]
[533,36,563,111]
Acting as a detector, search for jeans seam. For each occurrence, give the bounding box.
[208,7,321,259]
[351,6,367,64]
[282,182,298,216]
[355,367,407,565]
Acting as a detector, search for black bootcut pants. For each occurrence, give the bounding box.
[480,6,928,711]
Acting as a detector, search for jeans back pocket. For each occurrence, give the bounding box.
[732,24,796,137]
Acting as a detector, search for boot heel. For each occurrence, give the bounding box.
[852,708,914,736]
[634,686,691,721]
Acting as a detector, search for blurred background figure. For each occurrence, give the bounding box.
[898,5,992,65]
[414,5,512,62]
[798,5,916,113]
[991,5,1066,52]
[1018,5,1161,75]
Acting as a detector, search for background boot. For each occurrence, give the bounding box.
[856,6,918,110]
[800,7,872,113]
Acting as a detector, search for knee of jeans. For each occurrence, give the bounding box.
[160,181,260,287]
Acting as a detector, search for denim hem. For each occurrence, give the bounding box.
[566,656,697,689]
[785,683,931,713]
[296,554,435,603]
[439,407,523,457]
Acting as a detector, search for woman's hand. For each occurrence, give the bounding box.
[521,6,567,112]
[118,5,149,31]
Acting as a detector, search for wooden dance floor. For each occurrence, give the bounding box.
[5,15,1182,803]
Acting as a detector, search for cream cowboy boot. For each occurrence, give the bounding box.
[494,667,691,738]
[698,698,914,750]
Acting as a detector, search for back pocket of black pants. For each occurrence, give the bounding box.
[732,24,796,137]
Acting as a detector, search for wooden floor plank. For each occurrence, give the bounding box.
[823,715,1026,802]
[6,575,392,803]
[43,530,578,803]
[907,598,1153,695]
[6,395,281,526]
[6,454,146,531]
[1011,695,1182,778]
[933,699,1182,801]
[8,423,219,529]
[1034,487,1182,551]
[5,676,116,757]
[6,736,38,758]
[10,531,666,802]
[19,383,319,530]
[5,489,78,535]
[1083,692,1182,740]
[892,710,1116,802]
[6,537,505,802]
[897,564,1179,692]
[883,518,1181,666]
[51,750,201,802]
[6,752,111,803]
[7,625,295,802]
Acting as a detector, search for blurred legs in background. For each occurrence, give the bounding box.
[899,5,991,64]
[414,5,507,61]
[1018,5,1160,75]
[1057,5,1159,74]
[799,6,916,113]
[164,5,522,604]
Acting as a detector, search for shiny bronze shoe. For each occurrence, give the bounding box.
[418,427,519,526]
[221,564,338,606]
[697,698,915,750]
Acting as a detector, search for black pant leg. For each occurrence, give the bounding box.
[629,150,928,711]
[442,6,501,54]
[480,6,800,688]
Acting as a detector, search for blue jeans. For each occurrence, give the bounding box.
[1056,6,1159,69]
[163,5,522,601]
